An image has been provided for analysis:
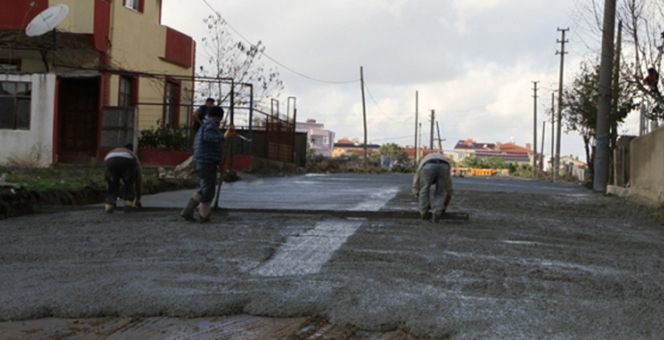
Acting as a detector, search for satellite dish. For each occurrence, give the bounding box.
[25,4,69,37]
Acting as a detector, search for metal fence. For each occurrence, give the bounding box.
[126,74,298,164]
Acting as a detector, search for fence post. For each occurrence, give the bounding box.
[247,84,254,155]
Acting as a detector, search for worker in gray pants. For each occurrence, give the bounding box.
[412,152,453,223]
[104,144,142,213]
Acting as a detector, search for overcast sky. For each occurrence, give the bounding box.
[162,0,641,159]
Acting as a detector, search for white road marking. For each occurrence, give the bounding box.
[350,187,400,211]
[254,186,399,277]
[253,219,364,277]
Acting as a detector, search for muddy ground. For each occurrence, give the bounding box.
[0,175,663,338]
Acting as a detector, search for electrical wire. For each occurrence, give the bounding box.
[200,0,360,84]
[363,80,390,118]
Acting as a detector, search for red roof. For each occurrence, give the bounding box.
[497,143,531,154]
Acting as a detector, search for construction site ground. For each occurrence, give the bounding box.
[1,174,663,339]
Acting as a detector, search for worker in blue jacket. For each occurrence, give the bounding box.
[181,106,234,222]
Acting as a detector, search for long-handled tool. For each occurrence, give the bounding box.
[212,119,232,210]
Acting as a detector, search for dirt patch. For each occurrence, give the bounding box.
[0,315,417,339]
[0,179,196,220]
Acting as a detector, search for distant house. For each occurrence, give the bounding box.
[333,138,380,158]
[450,139,533,165]
[296,119,335,158]
[560,155,587,181]
[0,0,196,166]
[401,146,441,161]
[450,139,497,162]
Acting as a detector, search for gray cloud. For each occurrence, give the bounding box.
[163,0,632,159]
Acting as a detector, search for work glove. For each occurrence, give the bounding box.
[225,124,236,138]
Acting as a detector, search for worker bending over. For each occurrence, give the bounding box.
[181,106,234,222]
[104,144,142,213]
[412,152,453,223]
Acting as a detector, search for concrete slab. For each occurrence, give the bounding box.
[4,175,661,338]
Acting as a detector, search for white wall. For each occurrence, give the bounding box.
[0,74,56,167]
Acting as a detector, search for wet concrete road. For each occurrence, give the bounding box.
[1,175,663,339]
[142,173,589,210]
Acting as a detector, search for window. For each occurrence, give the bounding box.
[124,0,143,12]
[164,81,180,127]
[0,81,31,130]
[119,76,135,107]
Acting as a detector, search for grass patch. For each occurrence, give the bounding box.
[0,166,161,192]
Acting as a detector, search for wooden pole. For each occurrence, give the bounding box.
[360,66,368,167]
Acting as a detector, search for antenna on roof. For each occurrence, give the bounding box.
[25,4,69,37]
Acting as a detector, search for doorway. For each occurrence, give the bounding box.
[57,77,100,162]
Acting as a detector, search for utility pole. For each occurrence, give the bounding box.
[540,120,546,174]
[414,91,419,164]
[611,21,623,185]
[550,92,555,180]
[594,0,617,192]
[360,66,368,167]
[554,27,569,183]
[436,121,443,152]
[532,81,539,177]
[429,110,435,151]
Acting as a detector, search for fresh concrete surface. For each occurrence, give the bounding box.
[1,175,663,338]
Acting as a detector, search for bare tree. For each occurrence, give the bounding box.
[198,14,284,108]
[577,1,664,113]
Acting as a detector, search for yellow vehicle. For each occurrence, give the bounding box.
[469,168,498,177]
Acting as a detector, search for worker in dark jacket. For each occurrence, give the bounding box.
[192,97,215,133]
[181,106,234,222]
[104,144,142,213]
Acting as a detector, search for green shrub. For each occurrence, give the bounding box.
[391,163,415,173]
[139,123,191,151]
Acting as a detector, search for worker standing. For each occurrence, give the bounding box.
[181,106,234,222]
[412,152,453,223]
[104,144,142,213]
[192,97,215,133]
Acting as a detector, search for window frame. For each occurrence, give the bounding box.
[163,79,181,127]
[123,0,144,13]
[118,75,137,108]
[0,81,32,131]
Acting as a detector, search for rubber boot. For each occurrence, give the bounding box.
[180,198,198,221]
[432,211,442,224]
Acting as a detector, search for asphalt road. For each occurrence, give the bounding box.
[1,174,663,339]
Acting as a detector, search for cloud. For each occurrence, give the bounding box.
[161,0,615,159]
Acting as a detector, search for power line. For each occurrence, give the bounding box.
[364,81,390,117]
[200,0,359,84]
